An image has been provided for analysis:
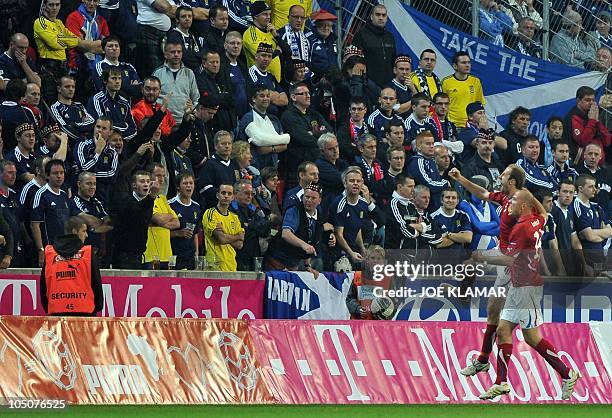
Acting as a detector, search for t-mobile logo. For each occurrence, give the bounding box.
[313,324,370,401]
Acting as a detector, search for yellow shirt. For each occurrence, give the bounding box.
[441,74,486,127]
[410,72,441,98]
[243,25,282,82]
[33,16,79,61]
[270,0,313,29]
[203,207,244,272]
[144,195,178,263]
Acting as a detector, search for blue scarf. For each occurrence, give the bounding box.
[78,4,102,69]
[541,132,553,167]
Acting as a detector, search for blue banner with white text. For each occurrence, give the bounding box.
[264,271,351,319]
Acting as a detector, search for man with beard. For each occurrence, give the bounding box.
[35,124,68,162]
[131,76,176,137]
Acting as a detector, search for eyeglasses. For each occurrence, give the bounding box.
[350,107,366,112]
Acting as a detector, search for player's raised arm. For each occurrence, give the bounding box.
[522,189,548,219]
[448,168,490,201]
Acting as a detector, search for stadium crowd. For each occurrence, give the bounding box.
[0,0,609,276]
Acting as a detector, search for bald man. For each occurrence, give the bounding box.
[0,33,41,90]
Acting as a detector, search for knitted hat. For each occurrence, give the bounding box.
[394,55,412,66]
[41,123,61,138]
[256,42,274,54]
[304,182,321,194]
[292,59,306,70]
[342,45,364,65]
[15,123,35,136]
[477,128,495,142]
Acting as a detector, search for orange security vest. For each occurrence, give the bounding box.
[44,245,94,314]
[352,270,392,319]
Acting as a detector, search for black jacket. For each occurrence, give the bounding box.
[315,157,349,215]
[230,200,271,270]
[39,234,103,315]
[461,153,504,190]
[204,26,227,55]
[126,111,194,198]
[0,206,14,258]
[500,128,528,166]
[195,66,236,132]
[189,118,215,171]
[111,193,155,256]
[384,192,443,258]
[281,104,332,170]
[351,22,397,88]
[197,154,241,208]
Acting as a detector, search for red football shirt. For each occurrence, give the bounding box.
[507,213,545,287]
[489,191,517,254]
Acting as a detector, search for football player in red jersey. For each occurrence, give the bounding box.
[473,189,580,400]
[449,164,526,376]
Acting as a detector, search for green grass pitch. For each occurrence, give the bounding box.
[3,404,610,418]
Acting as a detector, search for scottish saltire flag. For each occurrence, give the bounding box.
[264,271,351,319]
[322,0,607,136]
